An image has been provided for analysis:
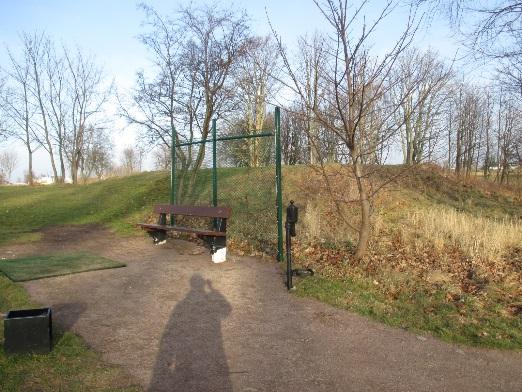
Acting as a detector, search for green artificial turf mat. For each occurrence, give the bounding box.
[0,252,126,282]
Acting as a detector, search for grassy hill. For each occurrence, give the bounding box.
[1,165,521,349]
[0,167,279,252]
[0,171,170,244]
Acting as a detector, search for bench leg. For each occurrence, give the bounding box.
[211,236,227,263]
[148,230,167,245]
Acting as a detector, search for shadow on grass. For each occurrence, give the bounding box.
[51,302,88,337]
[149,274,232,392]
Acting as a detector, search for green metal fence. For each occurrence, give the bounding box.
[169,107,283,260]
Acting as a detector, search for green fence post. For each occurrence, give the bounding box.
[275,106,284,262]
[212,119,218,207]
[212,119,218,231]
[170,125,177,225]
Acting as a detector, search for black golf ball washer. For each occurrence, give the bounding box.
[285,200,314,290]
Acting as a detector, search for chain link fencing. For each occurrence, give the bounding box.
[170,108,283,258]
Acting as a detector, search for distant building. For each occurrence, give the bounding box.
[37,176,55,185]
[7,182,28,186]
[35,175,73,185]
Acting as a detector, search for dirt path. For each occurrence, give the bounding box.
[3,225,522,391]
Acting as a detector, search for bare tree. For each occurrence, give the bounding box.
[80,125,113,181]
[296,33,328,164]
[452,82,482,176]
[120,146,141,175]
[479,90,495,177]
[64,47,111,184]
[153,144,171,170]
[120,4,183,148]
[123,3,250,200]
[392,48,452,164]
[281,103,311,165]
[418,1,522,95]
[2,33,110,185]
[178,4,250,197]
[44,39,69,183]
[496,95,521,183]
[23,33,60,182]
[0,150,17,183]
[274,0,421,257]
[1,47,37,185]
[236,35,280,166]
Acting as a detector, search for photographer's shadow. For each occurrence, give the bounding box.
[149,274,232,392]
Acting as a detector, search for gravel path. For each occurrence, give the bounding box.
[4,225,521,392]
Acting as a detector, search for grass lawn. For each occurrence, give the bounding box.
[0,274,141,392]
[294,273,522,350]
[0,252,125,282]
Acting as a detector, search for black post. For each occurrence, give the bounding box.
[285,201,313,289]
[286,200,298,290]
[286,221,293,290]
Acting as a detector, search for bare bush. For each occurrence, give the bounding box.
[274,0,423,257]
[0,150,17,183]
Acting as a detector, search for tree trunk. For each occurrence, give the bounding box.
[448,102,453,173]
[71,154,79,184]
[483,125,490,178]
[59,145,66,183]
[308,114,320,165]
[253,82,266,167]
[27,148,34,186]
[185,106,212,199]
[353,161,371,259]
[455,125,462,175]
[45,131,59,181]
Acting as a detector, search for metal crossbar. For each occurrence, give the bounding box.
[174,131,274,148]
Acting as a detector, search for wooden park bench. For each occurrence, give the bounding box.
[137,204,232,262]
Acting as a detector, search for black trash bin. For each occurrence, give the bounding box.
[4,307,53,354]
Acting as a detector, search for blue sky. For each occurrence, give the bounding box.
[0,0,458,181]
[1,1,345,88]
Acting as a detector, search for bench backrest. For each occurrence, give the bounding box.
[153,204,232,219]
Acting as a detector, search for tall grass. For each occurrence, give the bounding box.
[408,207,522,263]
[301,200,357,246]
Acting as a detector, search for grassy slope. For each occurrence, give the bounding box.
[1,166,521,352]
[0,168,278,249]
[1,166,518,244]
[0,171,170,244]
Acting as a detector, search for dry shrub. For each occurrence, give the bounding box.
[289,164,521,286]
[302,201,322,239]
[301,200,357,245]
[289,164,365,246]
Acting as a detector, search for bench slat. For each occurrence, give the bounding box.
[153,204,231,219]
[138,223,227,237]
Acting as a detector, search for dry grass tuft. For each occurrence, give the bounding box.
[408,207,522,266]
[301,200,357,246]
